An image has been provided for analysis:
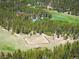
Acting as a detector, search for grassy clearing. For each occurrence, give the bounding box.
[50,10,79,24]
[0,28,28,52]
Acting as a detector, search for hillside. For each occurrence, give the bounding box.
[0,0,79,59]
[0,26,28,52]
[0,0,79,51]
[0,10,79,51]
[51,11,79,24]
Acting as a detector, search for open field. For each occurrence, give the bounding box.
[0,26,28,52]
[0,25,78,52]
[50,10,79,24]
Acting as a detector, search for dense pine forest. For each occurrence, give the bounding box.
[0,41,79,59]
[0,0,79,15]
[0,0,79,39]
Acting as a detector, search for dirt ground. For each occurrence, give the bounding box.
[0,26,78,51]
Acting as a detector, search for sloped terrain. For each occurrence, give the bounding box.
[0,26,78,52]
[49,10,79,24]
[0,26,28,52]
[0,9,79,51]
